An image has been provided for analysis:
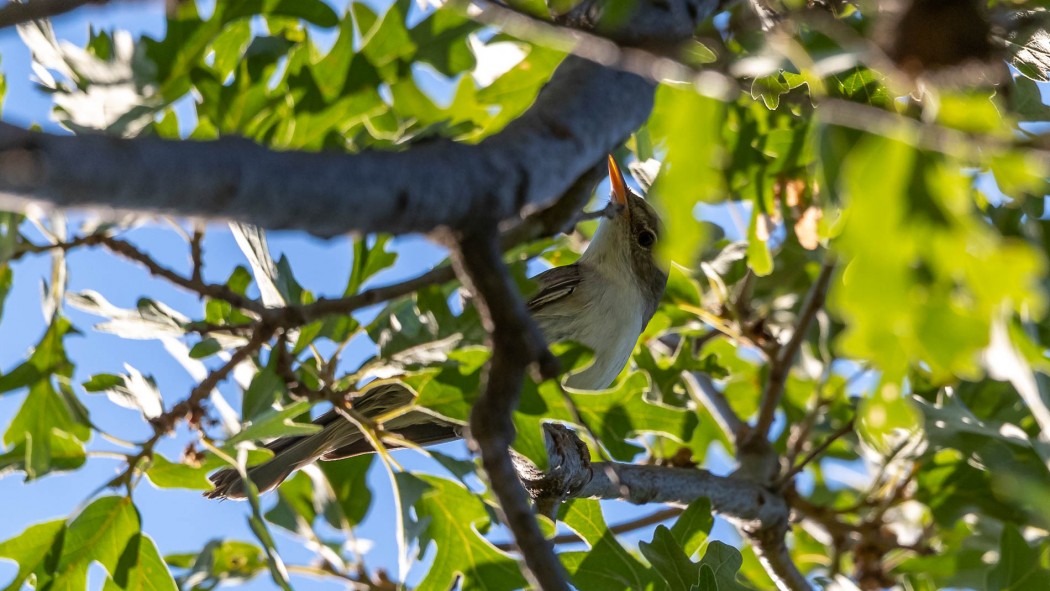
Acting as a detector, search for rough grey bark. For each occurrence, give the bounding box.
[0,56,650,237]
[0,0,107,30]
[0,0,719,239]
[522,424,814,591]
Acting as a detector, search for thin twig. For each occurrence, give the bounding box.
[817,98,1050,168]
[494,506,683,550]
[752,260,836,440]
[108,332,268,494]
[5,233,107,262]
[190,224,204,284]
[747,0,784,30]
[154,326,273,433]
[100,235,266,313]
[682,371,746,444]
[785,364,869,465]
[784,394,832,466]
[776,418,855,488]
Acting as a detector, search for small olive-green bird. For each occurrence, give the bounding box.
[206,156,667,500]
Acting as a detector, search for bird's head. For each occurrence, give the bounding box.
[580,155,668,319]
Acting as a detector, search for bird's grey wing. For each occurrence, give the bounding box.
[527,264,583,314]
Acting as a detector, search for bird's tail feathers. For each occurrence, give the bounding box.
[203,424,353,500]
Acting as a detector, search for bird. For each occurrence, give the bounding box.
[205,155,668,500]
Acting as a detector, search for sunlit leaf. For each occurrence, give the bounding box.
[103,533,178,591]
[395,473,526,590]
[560,499,656,590]
[225,400,322,445]
[0,519,65,590]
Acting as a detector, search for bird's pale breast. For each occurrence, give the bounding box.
[532,267,646,390]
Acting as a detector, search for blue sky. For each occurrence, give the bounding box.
[0,3,752,589]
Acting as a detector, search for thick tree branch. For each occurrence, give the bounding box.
[749,526,812,591]
[523,425,770,521]
[439,172,597,589]
[228,164,606,328]
[0,55,647,236]
[451,228,567,591]
[520,425,812,590]
[0,0,108,29]
[0,0,719,235]
[578,460,788,529]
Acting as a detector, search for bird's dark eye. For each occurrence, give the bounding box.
[637,229,656,248]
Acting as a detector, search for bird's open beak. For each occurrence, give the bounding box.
[607,155,630,219]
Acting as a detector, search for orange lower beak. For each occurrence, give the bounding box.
[607,155,629,218]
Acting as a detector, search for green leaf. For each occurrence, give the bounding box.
[560,499,656,590]
[189,338,222,359]
[745,209,773,277]
[241,365,284,421]
[412,345,696,467]
[683,40,717,65]
[648,84,726,268]
[671,497,714,558]
[640,525,700,590]
[0,315,76,394]
[68,291,189,340]
[989,151,1048,197]
[937,91,1008,136]
[987,524,1050,590]
[264,472,317,535]
[857,384,921,453]
[409,9,478,76]
[145,453,218,490]
[144,450,269,490]
[320,455,374,527]
[236,0,338,27]
[832,67,891,108]
[83,373,124,392]
[0,428,86,476]
[103,533,177,591]
[1009,27,1050,82]
[696,541,749,591]
[394,473,526,591]
[45,496,141,589]
[207,20,251,79]
[473,41,564,137]
[3,378,90,478]
[86,366,163,421]
[696,564,718,591]
[366,284,484,360]
[346,234,398,295]
[354,0,416,70]
[0,519,65,591]
[829,133,1046,386]
[166,540,267,588]
[564,371,697,461]
[225,400,322,445]
[751,73,789,110]
[0,263,12,320]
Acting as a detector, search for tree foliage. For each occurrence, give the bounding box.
[3,0,1050,589]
